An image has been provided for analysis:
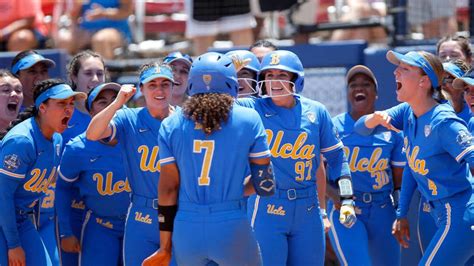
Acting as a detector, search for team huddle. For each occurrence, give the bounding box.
[0,38,474,266]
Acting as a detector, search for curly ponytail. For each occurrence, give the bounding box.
[182,93,234,135]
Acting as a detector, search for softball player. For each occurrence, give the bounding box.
[328,65,405,266]
[356,50,474,265]
[0,70,23,134]
[163,51,192,106]
[86,63,175,265]
[440,61,471,122]
[238,50,356,266]
[11,51,63,266]
[416,60,469,255]
[57,83,130,265]
[57,50,106,266]
[11,50,56,108]
[225,50,260,98]
[0,79,86,266]
[144,52,273,266]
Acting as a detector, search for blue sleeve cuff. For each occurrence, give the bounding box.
[354,115,375,136]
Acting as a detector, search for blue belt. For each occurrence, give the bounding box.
[276,186,316,200]
[179,199,246,214]
[354,190,391,204]
[131,194,158,210]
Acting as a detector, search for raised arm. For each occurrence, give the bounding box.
[86,85,135,141]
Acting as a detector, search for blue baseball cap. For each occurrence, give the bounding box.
[453,68,474,90]
[386,51,439,88]
[442,62,465,79]
[139,65,175,88]
[12,53,56,75]
[163,52,193,66]
[35,83,87,107]
[87,82,121,111]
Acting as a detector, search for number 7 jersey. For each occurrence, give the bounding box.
[158,104,271,204]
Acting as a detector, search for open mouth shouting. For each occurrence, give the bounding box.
[354,92,367,102]
[6,101,19,115]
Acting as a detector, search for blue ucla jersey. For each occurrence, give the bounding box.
[0,117,62,210]
[58,133,130,218]
[110,107,162,198]
[238,95,344,189]
[333,113,406,193]
[383,103,474,201]
[62,108,91,145]
[158,105,270,204]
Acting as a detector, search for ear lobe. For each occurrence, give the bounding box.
[39,103,46,114]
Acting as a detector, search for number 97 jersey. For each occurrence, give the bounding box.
[158,105,270,204]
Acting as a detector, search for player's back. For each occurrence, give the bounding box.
[160,104,267,205]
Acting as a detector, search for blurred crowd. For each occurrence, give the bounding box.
[0,0,468,59]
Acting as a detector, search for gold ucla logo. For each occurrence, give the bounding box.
[406,146,429,175]
[267,204,286,216]
[135,212,152,224]
[24,167,56,193]
[266,130,315,160]
[138,145,160,173]
[270,54,280,65]
[93,172,131,196]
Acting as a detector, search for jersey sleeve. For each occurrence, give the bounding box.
[0,136,35,248]
[396,167,417,219]
[58,142,83,182]
[438,119,474,163]
[391,132,406,168]
[0,136,35,180]
[319,107,343,154]
[109,109,127,142]
[318,107,350,180]
[0,177,22,248]
[158,121,176,166]
[248,110,270,159]
[55,174,75,237]
[384,103,408,131]
[354,103,408,136]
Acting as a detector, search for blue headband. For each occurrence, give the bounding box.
[453,68,474,89]
[387,51,439,88]
[35,84,86,107]
[442,62,465,78]
[11,54,56,75]
[139,65,174,87]
[87,83,121,110]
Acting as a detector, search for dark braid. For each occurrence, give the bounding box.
[0,79,66,139]
[67,50,106,91]
[182,93,234,135]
